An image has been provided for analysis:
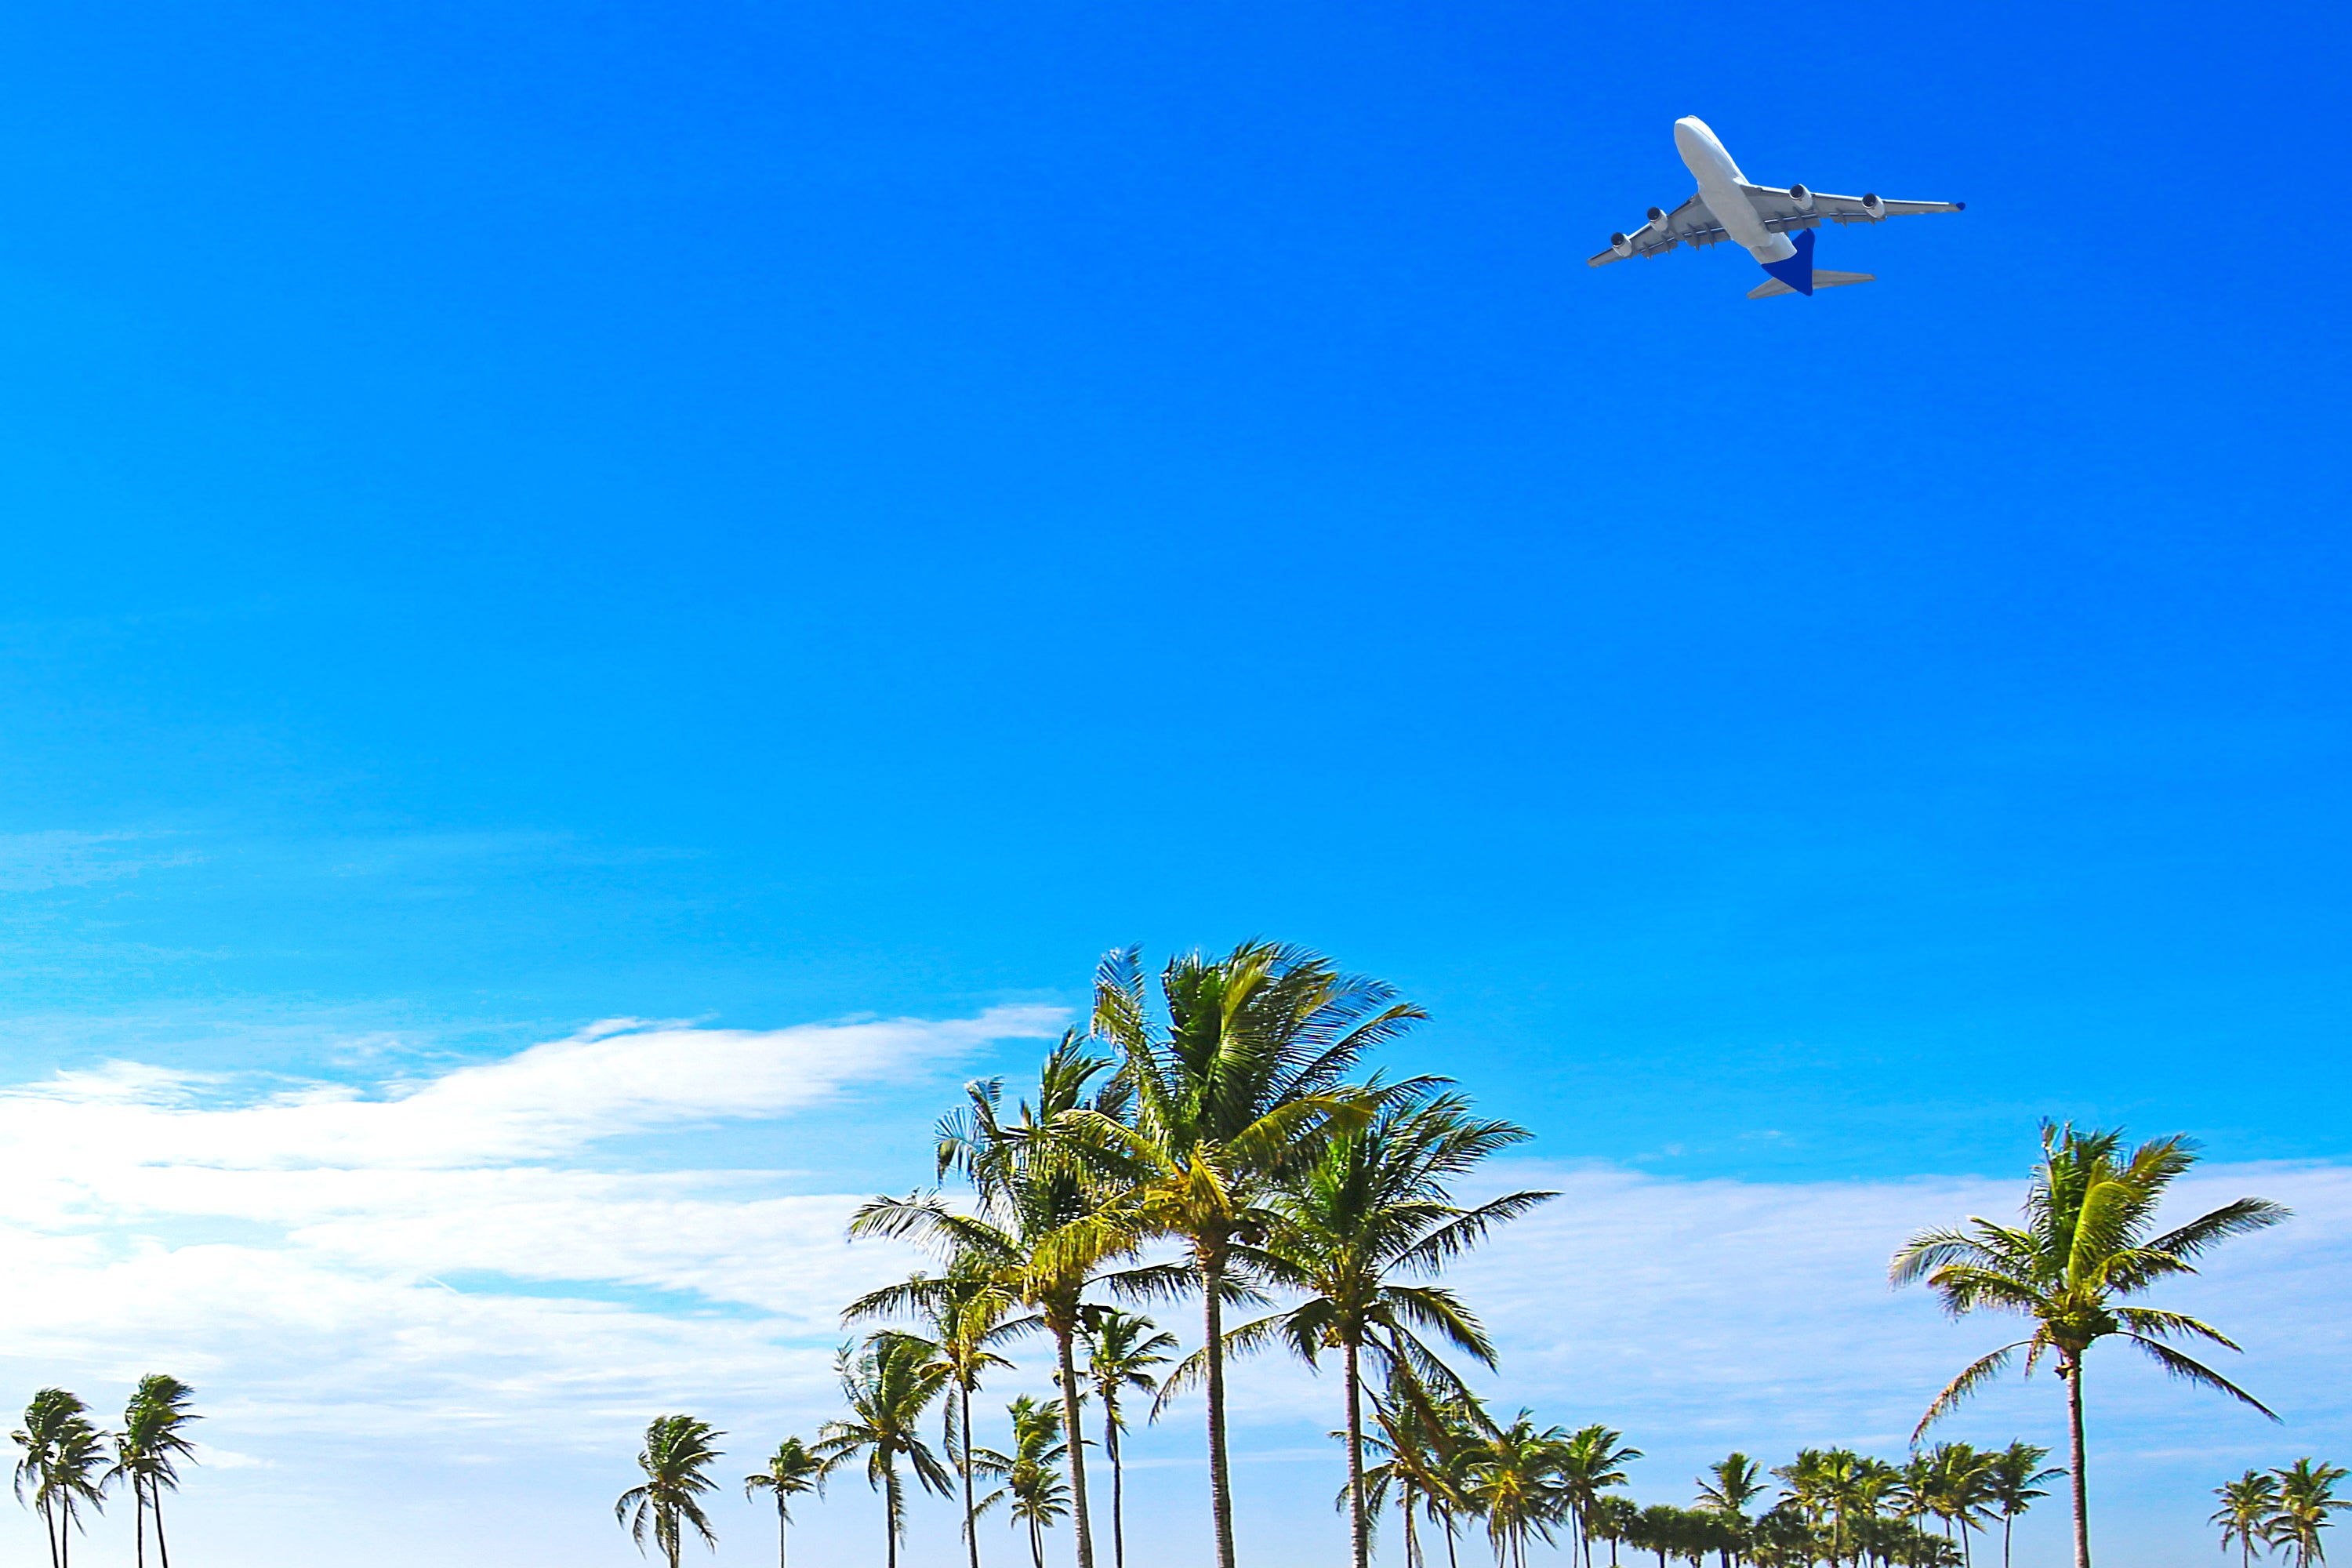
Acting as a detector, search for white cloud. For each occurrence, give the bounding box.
[0,1004,1064,1170]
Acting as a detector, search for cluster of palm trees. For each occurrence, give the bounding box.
[1362,1417,2054,1568]
[9,1377,201,1568]
[2211,1460,2348,1568]
[619,941,1550,1568]
[609,946,2302,1568]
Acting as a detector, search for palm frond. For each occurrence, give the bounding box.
[1911,1342,2030,1443]
[2124,1336,2279,1421]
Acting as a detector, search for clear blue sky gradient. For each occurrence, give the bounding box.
[0,0,2347,1196]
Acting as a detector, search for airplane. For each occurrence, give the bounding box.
[1588,117,1963,298]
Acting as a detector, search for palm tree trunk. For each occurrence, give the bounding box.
[962,1381,982,1568]
[1107,1396,1127,1568]
[2004,1515,2014,1568]
[886,1468,902,1568]
[1403,1484,1421,1568]
[1201,1247,1238,1568]
[154,1494,172,1568]
[2063,1356,2089,1568]
[1054,1321,1099,1568]
[1344,1338,1369,1568]
[136,1477,147,1568]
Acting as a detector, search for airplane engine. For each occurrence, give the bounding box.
[1646,205,1668,227]
[1610,232,1634,258]
[1861,192,1886,220]
[1788,183,1814,211]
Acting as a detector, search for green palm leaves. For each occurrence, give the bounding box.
[1082,1306,1176,1568]
[742,1436,832,1568]
[974,1394,1072,1568]
[2215,1459,2350,1568]
[1084,940,1429,1568]
[107,1376,199,1568]
[814,1333,955,1568]
[13,1389,109,1568]
[1203,1086,1552,1568]
[615,1414,725,1568]
[852,1029,1131,1568]
[1893,1123,2288,1568]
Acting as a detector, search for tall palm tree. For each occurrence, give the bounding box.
[12,1388,109,1568]
[1081,940,1426,1568]
[1182,1087,1550,1568]
[854,1032,1136,1568]
[1920,1444,1996,1565]
[846,1264,1022,1568]
[1891,1123,2288,1568]
[975,1395,1073,1568]
[1082,1306,1177,1568]
[2267,1459,2350,1568]
[1697,1454,1766,1567]
[1361,1372,1485,1568]
[613,1414,724,1568]
[1555,1426,1643,1568]
[1982,1443,2060,1568]
[744,1437,833,1568]
[815,1332,956,1568]
[2213,1470,2281,1568]
[105,1376,199,1568]
[1461,1412,1570,1568]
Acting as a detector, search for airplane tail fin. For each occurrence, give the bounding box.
[1758,228,1818,294]
[1749,268,1875,299]
[1750,228,1878,298]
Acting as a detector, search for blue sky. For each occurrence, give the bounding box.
[0,0,2345,1563]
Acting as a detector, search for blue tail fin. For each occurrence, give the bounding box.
[1759,227,1817,296]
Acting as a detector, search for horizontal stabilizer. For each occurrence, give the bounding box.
[1748,269,1877,299]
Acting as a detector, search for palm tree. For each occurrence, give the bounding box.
[2214,1470,2281,1568]
[815,1332,956,1568]
[1080,941,1426,1568]
[2267,1459,2350,1568]
[615,1414,724,1568]
[744,1437,833,1568]
[104,1376,199,1568]
[1588,1494,1642,1568]
[1891,1123,2288,1568]
[1983,1443,2059,1568]
[1462,1411,1570,1568]
[1361,1373,1484,1568]
[845,1264,1021,1568]
[854,1032,1135,1568]
[1082,1306,1177,1568]
[975,1395,1073,1568]
[1697,1454,1766,1567]
[13,1388,109,1568]
[1185,1087,1550,1568]
[1917,1443,1995,1564]
[1555,1426,1643,1568]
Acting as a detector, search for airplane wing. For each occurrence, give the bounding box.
[1584,193,1737,267]
[1740,185,1965,231]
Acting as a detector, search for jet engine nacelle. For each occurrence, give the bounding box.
[1788,183,1814,212]
[1646,205,1668,227]
[1609,232,1634,258]
[1861,192,1886,220]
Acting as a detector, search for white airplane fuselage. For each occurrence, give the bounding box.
[1674,116,1797,264]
